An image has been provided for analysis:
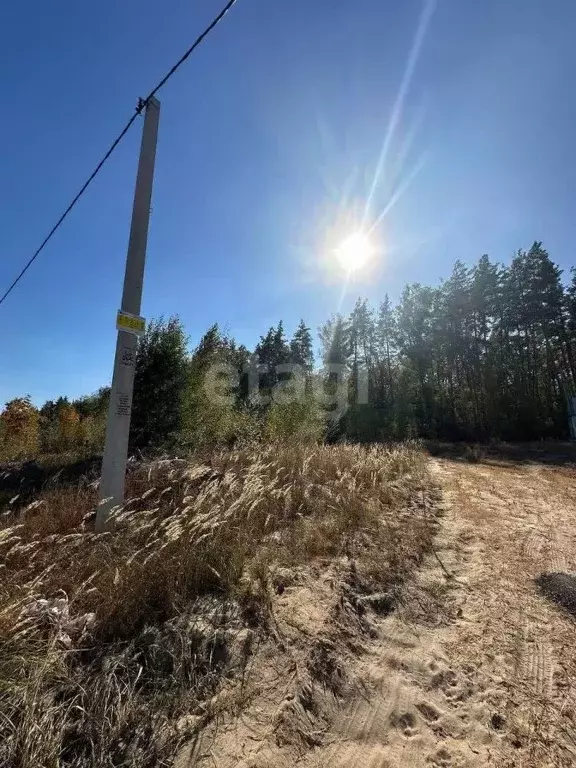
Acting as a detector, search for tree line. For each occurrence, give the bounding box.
[330,241,576,442]
[2,241,575,460]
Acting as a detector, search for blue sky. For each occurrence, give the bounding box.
[1,0,575,406]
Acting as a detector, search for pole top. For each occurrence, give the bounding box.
[136,96,161,115]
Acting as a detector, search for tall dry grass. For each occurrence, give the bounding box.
[0,441,435,767]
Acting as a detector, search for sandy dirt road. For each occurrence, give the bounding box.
[180,456,576,768]
[424,457,576,767]
[290,457,576,768]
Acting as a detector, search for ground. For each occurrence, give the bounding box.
[178,453,576,768]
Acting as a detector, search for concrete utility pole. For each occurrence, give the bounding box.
[96,97,161,532]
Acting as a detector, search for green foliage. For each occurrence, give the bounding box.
[130,317,189,451]
[290,319,314,369]
[180,324,256,449]
[264,389,325,443]
[255,321,291,397]
[319,313,350,366]
[73,387,110,419]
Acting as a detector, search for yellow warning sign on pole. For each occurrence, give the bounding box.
[116,310,146,336]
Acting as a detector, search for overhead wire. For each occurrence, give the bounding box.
[0,0,238,308]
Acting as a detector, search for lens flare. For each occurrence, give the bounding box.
[335,232,374,273]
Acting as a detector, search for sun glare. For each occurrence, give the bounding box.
[335,232,374,273]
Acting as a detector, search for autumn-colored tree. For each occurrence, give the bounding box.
[57,403,81,450]
[76,415,107,453]
[0,396,40,459]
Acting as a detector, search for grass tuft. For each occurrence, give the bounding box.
[0,441,435,767]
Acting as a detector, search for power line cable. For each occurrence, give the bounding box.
[0,115,139,309]
[0,0,238,309]
[145,0,237,104]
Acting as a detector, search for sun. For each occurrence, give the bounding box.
[334,232,374,273]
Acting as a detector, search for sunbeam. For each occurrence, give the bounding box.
[369,153,428,234]
[362,0,437,228]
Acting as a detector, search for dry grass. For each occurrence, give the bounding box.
[0,441,436,767]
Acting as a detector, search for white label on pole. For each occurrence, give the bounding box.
[117,310,146,336]
[116,392,132,418]
[120,346,136,367]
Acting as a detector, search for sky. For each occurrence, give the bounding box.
[1,0,575,406]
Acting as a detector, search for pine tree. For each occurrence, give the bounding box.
[370,295,398,434]
[566,268,576,385]
[290,319,314,370]
[395,284,439,436]
[255,321,290,398]
[319,314,350,366]
[130,317,189,450]
[470,254,502,436]
[318,315,351,438]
